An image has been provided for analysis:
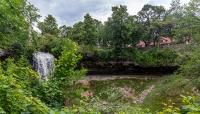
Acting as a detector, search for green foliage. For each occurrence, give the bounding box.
[117,106,151,114]
[37,42,86,107]
[143,75,192,112]
[81,79,155,113]
[180,96,200,114]
[0,0,30,48]
[96,48,115,61]
[54,43,81,79]
[82,14,99,45]
[108,5,130,49]
[137,4,166,45]
[50,105,100,114]
[9,42,27,60]
[27,34,76,58]
[69,22,84,44]
[0,58,49,114]
[53,42,85,105]
[38,15,59,36]
[134,48,178,66]
[178,49,200,77]
[143,47,200,111]
[69,14,102,46]
[171,0,200,43]
[81,47,178,66]
[50,100,147,114]
[1,58,39,92]
[158,96,200,114]
[59,25,72,38]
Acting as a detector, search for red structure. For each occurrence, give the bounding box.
[136,41,146,48]
[136,37,172,48]
[159,37,172,45]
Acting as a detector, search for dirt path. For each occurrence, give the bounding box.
[137,85,155,104]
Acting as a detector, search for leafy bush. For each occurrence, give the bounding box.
[29,34,76,58]
[159,96,200,114]
[143,75,192,112]
[180,96,200,114]
[178,49,200,77]
[0,58,49,114]
[0,0,29,49]
[1,58,39,93]
[96,48,115,61]
[134,48,178,66]
[49,103,151,114]
[85,47,178,66]
[37,41,86,107]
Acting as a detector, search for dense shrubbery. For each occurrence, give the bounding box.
[80,46,178,66]
[134,48,178,66]
[50,105,151,114]
[0,58,49,114]
[96,48,115,61]
[47,95,200,114]
[0,40,86,113]
[36,41,86,107]
[91,47,178,66]
[32,34,76,58]
[0,0,30,49]
[7,34,76,62]
[141,48,200,112]
[143,75,191,111]
[177,49,200,77]
[158,96,200,114]
[0,35,87,113]
[176,48,200,95]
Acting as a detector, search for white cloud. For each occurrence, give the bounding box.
[148,0,190,8]
[28,0,190,26]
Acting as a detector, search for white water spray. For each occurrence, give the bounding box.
[33,52,54,80]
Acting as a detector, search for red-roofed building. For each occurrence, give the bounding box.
[136,37,172,48]
[136,41,146,48]
[159,37,172,45]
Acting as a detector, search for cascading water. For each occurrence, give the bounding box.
[33,52,54,80]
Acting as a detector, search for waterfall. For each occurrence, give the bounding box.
[33,52,54,80]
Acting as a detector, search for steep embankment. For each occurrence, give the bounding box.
[80,61,178,76]
[142,45,200,112]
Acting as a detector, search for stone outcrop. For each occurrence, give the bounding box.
[80,61,178,75]
[0,49,10,60]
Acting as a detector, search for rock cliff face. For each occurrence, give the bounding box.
[80,61,178,75]
[0,49,10,60]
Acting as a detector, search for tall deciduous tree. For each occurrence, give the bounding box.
[70,22,84,44]
[82,13,98,45]
[105,5,130,53]
[163,0,183,39]
[59,25,72,38]
[173,0,200,43]
[69,14,102,46]
[38,15,59,36]
[168,0,183,18]
[127,15,143,46]
[24,2,41,44]
[0,0,33,48]
[137,4,166,46]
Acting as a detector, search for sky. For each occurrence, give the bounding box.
[28,0,190,26]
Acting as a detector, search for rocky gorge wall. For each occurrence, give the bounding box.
[80,61,178,75]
